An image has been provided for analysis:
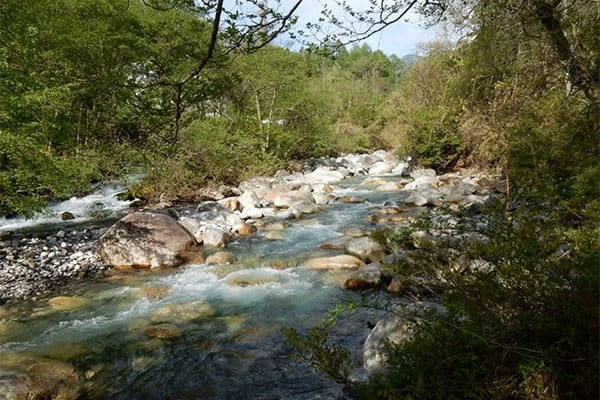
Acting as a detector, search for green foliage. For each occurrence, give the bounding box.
[282,325,353,384]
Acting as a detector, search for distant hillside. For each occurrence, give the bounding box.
[401,54,422,65]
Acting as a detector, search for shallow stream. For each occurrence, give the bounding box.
[0,175,416,399]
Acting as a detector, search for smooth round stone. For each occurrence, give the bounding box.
[234,223,257,236]
[375,182,401,191]
[337,195,367,204]
[47,296,90,311]
[205,251,237,265]
[264,231,285,240]
[264,222,287,231]
[319,236,350,250]
[342,227,368,238]
[150,301,214,323]
[304,255,365,270]
[361,177,387,186]
[224,270,282,287]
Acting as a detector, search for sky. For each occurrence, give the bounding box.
[282,0,443,57]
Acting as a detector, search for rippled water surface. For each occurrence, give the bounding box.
[0,175,414,399]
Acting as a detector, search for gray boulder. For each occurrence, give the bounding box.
[363,316,417,377]
[344,237,386,263]
[97,212,201,268]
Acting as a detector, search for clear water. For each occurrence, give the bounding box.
[0,174,415,399]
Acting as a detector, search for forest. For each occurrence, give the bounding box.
[1,0,598,398]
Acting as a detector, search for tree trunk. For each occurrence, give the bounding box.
[531,0,597,99]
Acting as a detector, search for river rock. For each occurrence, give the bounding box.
[224,269,282,287]
[97,212,201,269]
[61,211,75,221]
[368,161,395,175]
[264,231,285,240]
[341,227,368,238]
[304,255,365,270]
[240,207,265,219]
[304,167,345,184]
[220,197,241,212]
[344,264,383,290]
[205,251,236,265]
[200,225,231,247]
[26,360,82,400]
[337,195,367,204]
[48,295,90,311]
[234,223,257,236]
[290,200,320,215]
[363,316,417,377]
[361,177,387,186]
[391,161,409,176]
[238,191,261,210]
[0,369,32,400]
[344,237,386,263]
[273,191,314,209]
[409,168,436,179]
[375,182,401,192]
[150,301,214,323]
[404,193,429,207]
[264,222,286,231]
[319,236,350,250]
[403,176,439,190]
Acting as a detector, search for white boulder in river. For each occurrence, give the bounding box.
[363,316,417,377]
[97,212,202,268]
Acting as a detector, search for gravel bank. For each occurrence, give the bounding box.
[0,228,110,303]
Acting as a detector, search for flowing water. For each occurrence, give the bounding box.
[0,175,416,399]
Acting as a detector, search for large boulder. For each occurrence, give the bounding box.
[403,176,439,191]
[304,167,345,184]
[344,264,383,290]
[97,212,201,268]
[344,237,386,263]
[363,316,417,377]
[199,225,231,247]
[368,161,395,175]
[273,190,314,209]
[238,191,261,210]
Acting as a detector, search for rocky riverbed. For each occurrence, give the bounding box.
[0,150,502,400]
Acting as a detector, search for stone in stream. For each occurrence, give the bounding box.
[363,316,417,377]
[337,195,367,204]
[238,191,261,210]
[304,255,365,270]
[344,237,386,263]
[150,301,214,324]
[344,265,384,290]
[264,231,285,241]
[61,211,75,221]
[361,177,387,186]
[47,295,90,311]
[319,236,350,250]
[234,223,257,236]
[273,190,314,209]
[97,212,201,269]
[205,251,236,265]
[224,270,283,287]
[200,225,231,247]
[341,227,368,238]
[375,182,401,192]
[368,161,395,175]
[25,360,83,400]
